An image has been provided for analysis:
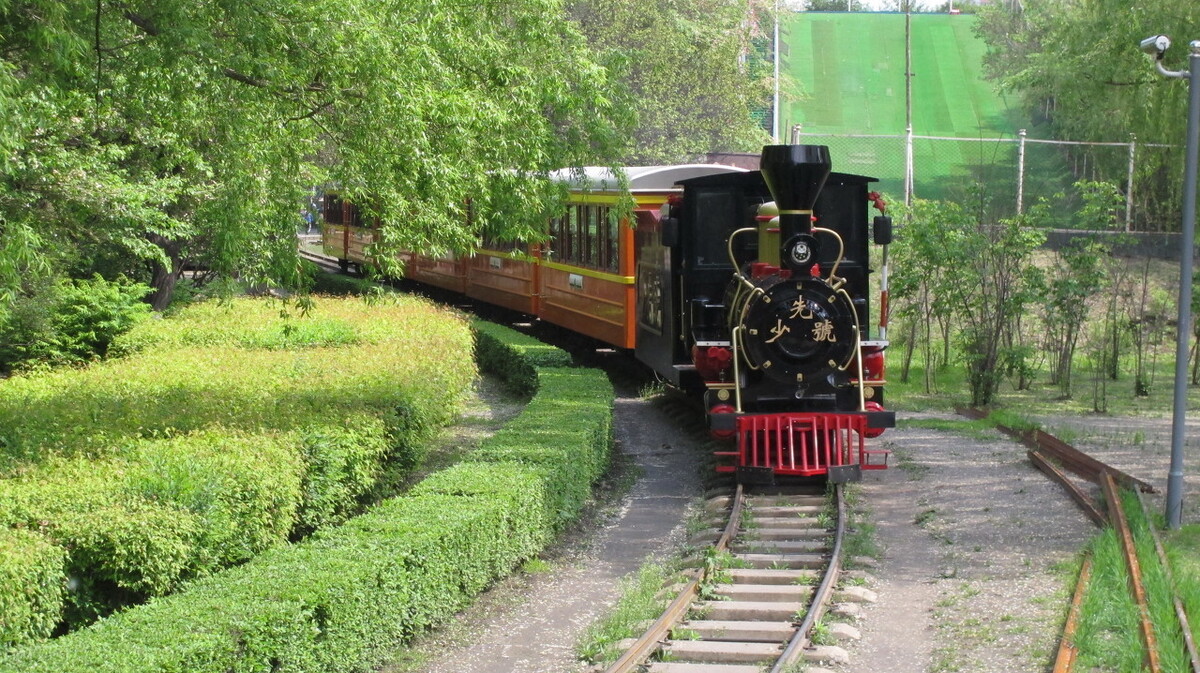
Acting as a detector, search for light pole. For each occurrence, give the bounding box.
[1140,35,1200,530]
[773,0,781,142]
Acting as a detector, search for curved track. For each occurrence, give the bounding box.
[604,483,874,673]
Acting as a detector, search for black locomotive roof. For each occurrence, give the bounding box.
[676,170,878,190]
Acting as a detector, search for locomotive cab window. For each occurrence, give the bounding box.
[549,203,619,272]
[687,188,751,268]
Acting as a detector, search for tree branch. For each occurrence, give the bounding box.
[121,10,349,97]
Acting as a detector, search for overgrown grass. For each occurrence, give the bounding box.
[888,328,1200,419]
[1070,488,1195,672]
[843,483,882,564]
[1165,525,1200,653]
[897,416,997,440]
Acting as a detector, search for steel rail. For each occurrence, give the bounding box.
[1028,450,1108,527]
[954,407,1156,493]
[601,485,747,673]
[298,248,341,270]
[1136,489,1200,673]
[1032,430,1156,493]
[1102,472,1162,673]
[1052,556,1093,673]
[769,484,845,673]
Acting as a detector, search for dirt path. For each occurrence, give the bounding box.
[392,391,707,673]
[845,414,1097,672]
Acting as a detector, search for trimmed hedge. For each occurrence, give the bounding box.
[0,432,305,627]
[0,530,64,647]
[471,319,573,396]
[0,322,614,671]
[0,296,476,646]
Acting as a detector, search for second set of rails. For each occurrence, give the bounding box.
[956,407,1200,673]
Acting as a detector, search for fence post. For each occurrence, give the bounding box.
[1016,128,1027,215]
[791,124,802,145]
[905,125,914,207]
[1126,134,1137,232]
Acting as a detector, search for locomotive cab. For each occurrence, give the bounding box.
[635,145,895,483]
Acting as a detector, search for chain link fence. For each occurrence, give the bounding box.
[793,128,1183,232]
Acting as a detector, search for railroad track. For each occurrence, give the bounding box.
[603,483,875,673]
[956,408,1200,673]
[298,246,342,273]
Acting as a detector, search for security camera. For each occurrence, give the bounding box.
[1140,35,1171,59]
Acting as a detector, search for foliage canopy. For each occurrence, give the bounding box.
[0,0,636,308]
[570,0,772,164]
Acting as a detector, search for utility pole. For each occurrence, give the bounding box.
[904,0,913,207]
[1139,35,1200,529]
[773,0,781,141]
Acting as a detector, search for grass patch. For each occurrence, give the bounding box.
[1074,489,1191,672]
[914,508,938,527]
[897,417,996,440]
[576,563,674,666]
[889,445,929,481]
[1165,524,1200,651]
[521,558,553,574]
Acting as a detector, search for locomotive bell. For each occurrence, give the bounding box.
[759,145,831,274]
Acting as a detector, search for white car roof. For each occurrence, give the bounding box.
[550,164,748,192]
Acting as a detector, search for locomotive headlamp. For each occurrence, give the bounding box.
[789,239,813,265]
[782,234,819,274]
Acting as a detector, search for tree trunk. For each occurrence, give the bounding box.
[146,235,185,311]
[1191,322,1200,385]
[900,317,917,384]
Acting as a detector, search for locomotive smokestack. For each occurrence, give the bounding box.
[760,144,831,231]
[759,144,831,272]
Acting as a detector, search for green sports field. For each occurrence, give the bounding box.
[783,12,1036,204]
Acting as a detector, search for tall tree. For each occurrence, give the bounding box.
[570,0,771,164]
[0,0,632,309]
[974,0,1200,230]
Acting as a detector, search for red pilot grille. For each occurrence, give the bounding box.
[720,413,887,477]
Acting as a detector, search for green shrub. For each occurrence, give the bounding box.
[126,432,305,571]
[0,275,149,373]
[0,529,65,649]
[408,463,552,563]
[0,322,614,671]
[0,296,476,641]
[0,425,382,634]
[295,418,392,533]
[1,297,475,469]
[471,320,574,396]
[51,275,152,361]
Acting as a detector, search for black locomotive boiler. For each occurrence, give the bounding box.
[633,145,894,483]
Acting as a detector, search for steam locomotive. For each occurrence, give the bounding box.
[322,144,894,483]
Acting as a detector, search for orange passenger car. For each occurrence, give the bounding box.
[321,164,745,350]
